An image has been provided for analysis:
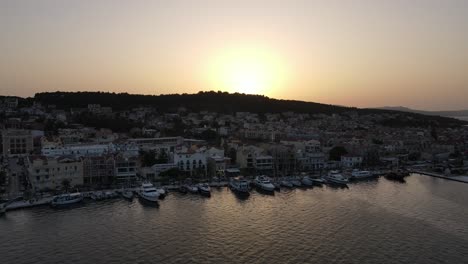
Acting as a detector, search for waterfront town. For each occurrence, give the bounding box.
[1,95,468,209]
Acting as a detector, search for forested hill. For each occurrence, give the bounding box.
[34,91,352,114]
[29,91,468,127]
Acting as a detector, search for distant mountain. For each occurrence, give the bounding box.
[3,91,467,128]
[377,106,468,117]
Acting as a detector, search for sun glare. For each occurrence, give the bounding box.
[206,47,286,96]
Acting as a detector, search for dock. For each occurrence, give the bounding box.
[410,170,468,184]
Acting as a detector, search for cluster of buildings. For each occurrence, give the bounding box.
[1,96,468,197]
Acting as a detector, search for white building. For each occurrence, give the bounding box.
[27,156,83,192]
[341,155,363,168]
[41,143,115,157]
[174,150,207,176]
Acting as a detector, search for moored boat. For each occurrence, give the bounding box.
[156,188,166,199]
[51,193,83,207]
[229,177,250,195]
[350,170,375,180]
[254,176,275,192]
[301,176,314,187]
[280,179,293,188]
[187,185,199,194]
[311,178,325,186]
[325,171,349,185]
[0,203,6,216]
[122,190,134,200]
[198,183,211,196]
[291,177,302,187]
[138,183,160,203]
[385,170,407,181]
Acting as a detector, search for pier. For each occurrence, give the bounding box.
[410,170,468,184]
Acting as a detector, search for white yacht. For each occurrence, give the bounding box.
[229,177,250,195]
[350,170,374,180]
[51,193,83,207]
[139,183,160,203]
[301,176,314,187]
[325,171,349,185]
[198,183,211,196]
[254,176,275,192]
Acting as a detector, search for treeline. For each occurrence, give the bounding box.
[34,91,352,114]
[26,91,468,128]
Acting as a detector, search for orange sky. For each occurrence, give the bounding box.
[1,0,467,110]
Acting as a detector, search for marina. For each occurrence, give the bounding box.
[1,171,467,214]
[1,173,468,264]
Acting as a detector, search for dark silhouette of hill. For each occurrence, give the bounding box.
[34,91,353,114]
[377,106,468,117]
[13,91,467,127]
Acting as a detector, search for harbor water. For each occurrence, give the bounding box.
[1,174,468,264]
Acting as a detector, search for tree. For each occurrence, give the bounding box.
[0,171,6,185]
[61,179,71,192]
[155,150,169,164]
[141,150,157,166]
[329,146,348,161]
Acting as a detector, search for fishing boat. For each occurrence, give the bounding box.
[198,183,211,196]
[138,183,160,203]
[229,177,250,195]
[325,171,349,185]
[51,193,83,207]
[254,176,275,192]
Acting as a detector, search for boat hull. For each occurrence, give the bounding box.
[51,197,83,207]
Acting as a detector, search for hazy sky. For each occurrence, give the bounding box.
[1,0,467,110]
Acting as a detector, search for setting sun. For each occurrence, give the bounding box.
[206,46,287,96]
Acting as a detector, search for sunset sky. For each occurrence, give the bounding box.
[1,0,467,110]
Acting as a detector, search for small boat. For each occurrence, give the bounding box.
[187,185,199,194]
[350,170,375,180]
[291,178,302,187]
[51,193,83,207]
[301,176,314,187]
[385,171,407,182]
[178,185,188,194]
[122,190,134,200]
[138,183,160,203]
[325,171,349,185]
[104,190,117,199]
[280,179,293,188]
[311,178,325,186]
[0,203,6,216]
[198,183,211,196]
[254,176,275,192]
[229,177,250,195]
[156,188,166,199]
[272,181,281,191]
[90,191,105,201]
